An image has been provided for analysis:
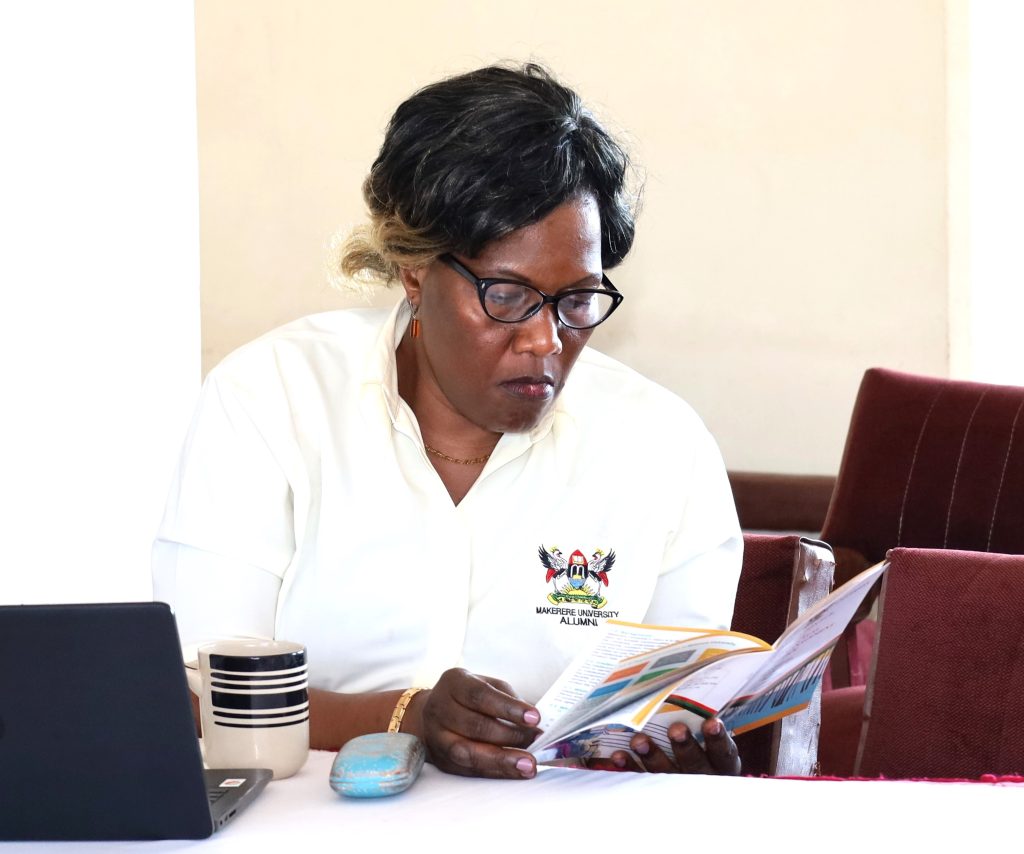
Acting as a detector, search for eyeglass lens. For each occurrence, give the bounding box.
[483,283,616,328]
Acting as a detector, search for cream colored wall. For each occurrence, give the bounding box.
[196,0,949,475]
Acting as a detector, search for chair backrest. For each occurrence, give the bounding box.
[727,471,835,534]
[822,368,1024,586]
[731,533,835,776]
[855,547,1024,778]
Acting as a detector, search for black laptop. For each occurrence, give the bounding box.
[0,602,272,840]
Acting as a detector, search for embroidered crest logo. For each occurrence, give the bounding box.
[538,545,616,609]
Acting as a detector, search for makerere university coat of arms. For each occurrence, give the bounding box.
[538,545,616,609]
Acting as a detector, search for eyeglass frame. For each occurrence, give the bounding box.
[437,253,624,330]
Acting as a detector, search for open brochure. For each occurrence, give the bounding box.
[529,559,887,765]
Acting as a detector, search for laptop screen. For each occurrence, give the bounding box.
[0,602,218,840]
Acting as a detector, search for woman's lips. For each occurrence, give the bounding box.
[500,376,555,400]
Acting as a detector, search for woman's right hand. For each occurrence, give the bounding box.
[418,668,542,779]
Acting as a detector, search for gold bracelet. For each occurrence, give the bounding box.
[388,687,424,734]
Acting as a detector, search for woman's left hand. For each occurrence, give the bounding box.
[607,718,741,775]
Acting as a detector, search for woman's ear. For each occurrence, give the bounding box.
[398,266,425,307]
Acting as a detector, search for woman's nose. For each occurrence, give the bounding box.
[512,304,563,357]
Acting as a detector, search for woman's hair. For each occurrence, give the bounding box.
[337,63,639,287]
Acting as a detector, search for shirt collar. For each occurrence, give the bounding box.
[364,299,409,426]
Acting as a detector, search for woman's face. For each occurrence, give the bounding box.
[400,193,604,435]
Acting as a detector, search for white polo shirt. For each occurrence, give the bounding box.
[153,303,742,704]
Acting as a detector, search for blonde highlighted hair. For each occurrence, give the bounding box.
[335,210,442,289]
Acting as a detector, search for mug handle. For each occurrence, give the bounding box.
[184,660,202,696]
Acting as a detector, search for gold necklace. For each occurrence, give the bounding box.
[424,444,491,466]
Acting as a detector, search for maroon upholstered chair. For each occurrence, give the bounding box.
[852,548,1024,778]
[821,368,1024,689]
[730,534,834,776]
[727,471,835,534]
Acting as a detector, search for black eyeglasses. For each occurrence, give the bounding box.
[438,254,624,330]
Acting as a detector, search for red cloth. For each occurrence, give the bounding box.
[771,774,1024,784]
[821,619,876,692]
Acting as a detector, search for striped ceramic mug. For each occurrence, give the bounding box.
[189,639,309,779]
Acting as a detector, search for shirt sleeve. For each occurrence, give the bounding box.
[642,421,743,631]
[152,367,297,659]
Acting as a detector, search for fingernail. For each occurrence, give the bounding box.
[706,718,723,736]
[516,757,535,778]
[670,725,688,743]
[613,754,626,768]
[523,709,540,726]
[634,738,650,756]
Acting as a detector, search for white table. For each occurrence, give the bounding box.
[6,750,1021,852]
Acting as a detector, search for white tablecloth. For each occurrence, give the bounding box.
[6,750,1022,852]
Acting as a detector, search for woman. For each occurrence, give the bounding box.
[154,64,743,778]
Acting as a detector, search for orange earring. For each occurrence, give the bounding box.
[409,304,421,338]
